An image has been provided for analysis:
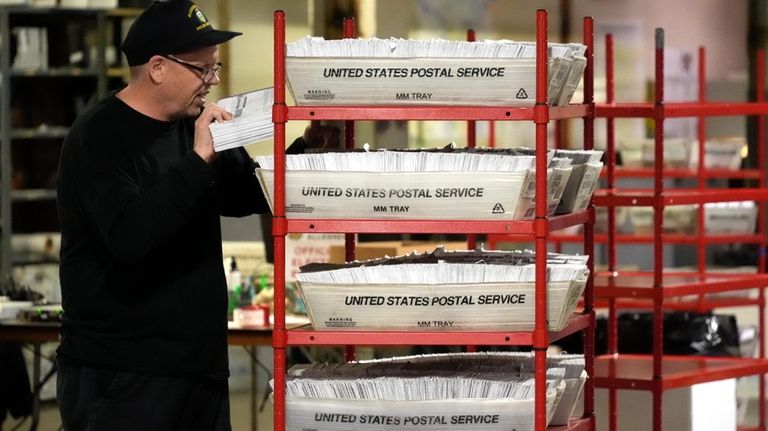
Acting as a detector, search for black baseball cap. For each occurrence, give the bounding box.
[121,0,242,67]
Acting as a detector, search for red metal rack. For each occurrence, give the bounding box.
[271,9,596,431]
[593,29,768,431]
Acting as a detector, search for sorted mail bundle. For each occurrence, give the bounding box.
[348,352,587,426]
[275,352,584,431]
[552,149,603,214]
[209,87,274,152]
[254,147,600,220]
[618,136,745,170]
[286,36,587,106]
[296,248,589,332]
[627,201,758,235]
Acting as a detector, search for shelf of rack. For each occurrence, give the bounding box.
[593,188,768,206]
[10,127,69,140]
[10,189,56,202]
[607,167,761,180]
[590,297,761,312]
[285,104,589,122]
[9,67,99,77]
[106,67,130,78]
[549,233,765,245]
[286,313,591,347]
[284,210,589,235]
[594,29,768,431]
[271,9,597,431]
[594,271,768,299]
[596,101,768,118]
[594,354,768,391]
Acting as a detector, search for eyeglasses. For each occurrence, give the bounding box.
[163,54,223,83]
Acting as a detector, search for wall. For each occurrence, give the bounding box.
[573,0,748,82]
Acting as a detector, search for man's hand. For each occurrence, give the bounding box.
[303,122,342,150]
[194,104,234,163]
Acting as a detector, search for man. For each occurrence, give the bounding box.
[56,1,268,429]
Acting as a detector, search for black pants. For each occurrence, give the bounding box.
[56,356,231,431]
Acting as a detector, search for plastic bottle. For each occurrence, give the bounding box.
[227,257,242,318]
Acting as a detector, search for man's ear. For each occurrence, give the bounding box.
[147,55,166,83]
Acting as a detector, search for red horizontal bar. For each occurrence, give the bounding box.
[594,188,768,206]
[288,328,531,346]
[550,104,590,120]
[665,101,768,117]
[593,190,654,206]
[285,212,588,234]
[286,314,590,347]
[548,210,590,232]
[589,297,762,312]
[593,271,768,299]
[594,354,768,391]
[287,219,533,234]
[596,103,654,118]
[608,167,761,180]
[286,104,589,121]
[549,233,765,245]
[597,101,768,119]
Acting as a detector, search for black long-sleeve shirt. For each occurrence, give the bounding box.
[56,93,269,379]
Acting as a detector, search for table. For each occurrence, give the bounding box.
[0,319,277,431]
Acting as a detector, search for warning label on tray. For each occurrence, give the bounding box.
[324,317,356,328]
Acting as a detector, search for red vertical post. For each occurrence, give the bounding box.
[533,9,549,431]
[694,47,707,313]
[467,28,477,151]
[756,49,767,431]
[582,16,596,426]
[272,10,288,431]
[343,17,357,151]
[342,16,357,364]
[696,47,707,277]
[489,120,496,147]
[466,28,478,250]
[652,27,666,431]
[605,32,619,431]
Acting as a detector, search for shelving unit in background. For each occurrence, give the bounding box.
[271,9,597,431]
[0,6,140,276]
[590,29,768,431]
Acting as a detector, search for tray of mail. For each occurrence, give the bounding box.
[286,37,587,107]
[295,248,589,332]
[254,148,586,220]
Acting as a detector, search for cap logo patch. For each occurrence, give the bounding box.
[187,5,212,31]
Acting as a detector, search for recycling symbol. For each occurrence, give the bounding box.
[516,88,529,99]
[492,203,505,214]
